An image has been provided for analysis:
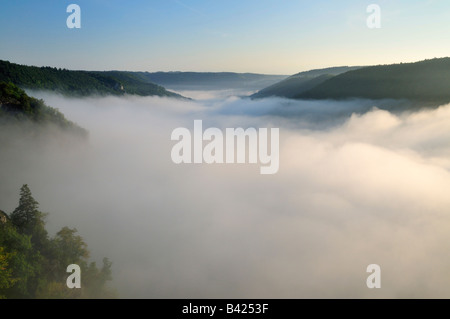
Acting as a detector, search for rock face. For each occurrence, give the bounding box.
[0,210,8,224]
[113,82,124,91]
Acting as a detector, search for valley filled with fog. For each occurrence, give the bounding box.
[2,89,450,298]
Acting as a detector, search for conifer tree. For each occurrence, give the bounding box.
[10,184,48,250]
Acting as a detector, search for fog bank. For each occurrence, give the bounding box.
[2,91,450,298]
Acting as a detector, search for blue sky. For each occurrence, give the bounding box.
[0,0,449,74]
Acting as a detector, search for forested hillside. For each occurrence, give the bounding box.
[0,82,86,135]
[297,58,450,103]
[0,185,116,298]
[251,66,360,99]
[0,60,183,98]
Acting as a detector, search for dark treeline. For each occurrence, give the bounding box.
[0,81,87,136]
[297,58,450,103]
[251,66,360,99]
[0,184,116,298]
[0,60,183,98]
[251,57,450,105]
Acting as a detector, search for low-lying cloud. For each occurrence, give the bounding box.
[2,90,450,298]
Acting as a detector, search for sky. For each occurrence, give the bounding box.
[0,0,449,74]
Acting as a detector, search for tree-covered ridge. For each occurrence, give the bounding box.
[251,74,334,99]
[137,71,288,90]
[0,60,184,98]
[251,66,360,99]
[297,57,450,103]
[0,82,87,135]
[0,185,116,299]
[93,71,183,97]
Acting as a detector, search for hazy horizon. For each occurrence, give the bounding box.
[2,57,445,76]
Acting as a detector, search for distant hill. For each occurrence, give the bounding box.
[0,81,86,135]
[252,66,361,99]
[0,60,184,98]
[297,58,450,103]
[251,74,333,99]
[137,71,288,91]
